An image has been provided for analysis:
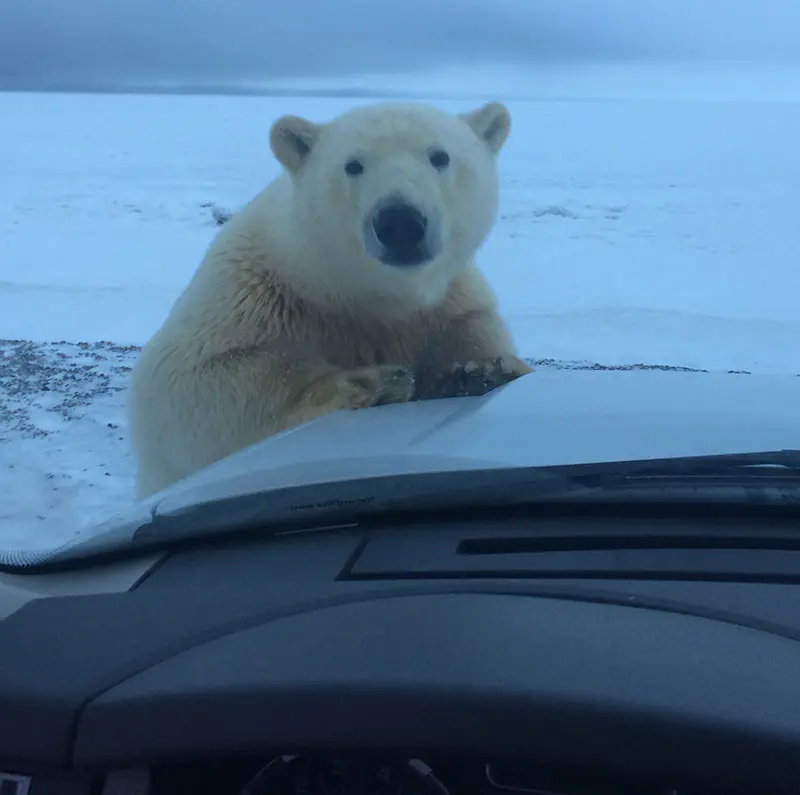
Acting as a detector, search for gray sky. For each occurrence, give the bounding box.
[2,0,800,91]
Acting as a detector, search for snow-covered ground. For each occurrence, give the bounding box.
[1,64,799,553]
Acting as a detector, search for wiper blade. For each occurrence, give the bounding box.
[508,449,800,511]
[566,448,800,480]
[137,448,800,536]
[546,448,800,494]
[35,449,800,569]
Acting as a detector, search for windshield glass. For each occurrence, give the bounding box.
[1,2,799,567]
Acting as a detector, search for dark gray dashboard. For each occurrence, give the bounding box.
[2,515,800,795]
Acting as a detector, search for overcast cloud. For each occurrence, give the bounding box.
[1,0,799,91]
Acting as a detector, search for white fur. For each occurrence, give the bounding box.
[127,100,529,499]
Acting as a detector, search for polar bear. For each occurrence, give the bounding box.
[127,100,531,499]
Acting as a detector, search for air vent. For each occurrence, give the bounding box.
[344,518,800,582]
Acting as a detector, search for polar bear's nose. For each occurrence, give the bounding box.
[372,202,428,251]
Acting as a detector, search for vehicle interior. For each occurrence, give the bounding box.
[2,498,800,795]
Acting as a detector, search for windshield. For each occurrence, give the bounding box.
[1,2,799,567]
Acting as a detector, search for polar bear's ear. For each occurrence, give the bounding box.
[461,102,511,154]
[270,115,322,173]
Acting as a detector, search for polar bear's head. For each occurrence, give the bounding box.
[269,101,510,311]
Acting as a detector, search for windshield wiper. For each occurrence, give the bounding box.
[536,448,800,494]
[139,449,800,534]
[24,449,800,570]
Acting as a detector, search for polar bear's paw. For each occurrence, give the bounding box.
[334,365,416,409]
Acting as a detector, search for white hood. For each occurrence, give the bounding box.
[150,368,800,517]
[12,366,799,568]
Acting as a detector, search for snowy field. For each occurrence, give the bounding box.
[1,65,799,553]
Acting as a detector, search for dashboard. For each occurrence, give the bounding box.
[3,515,800,795]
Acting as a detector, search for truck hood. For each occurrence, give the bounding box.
[93,368,800,538]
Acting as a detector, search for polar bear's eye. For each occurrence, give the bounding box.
[344,159,364,176]
[429,149,450,170]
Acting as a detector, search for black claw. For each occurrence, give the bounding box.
[388,368,410,383]
[412,362,521,401]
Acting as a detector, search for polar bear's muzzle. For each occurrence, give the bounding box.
[362,197,440,267]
